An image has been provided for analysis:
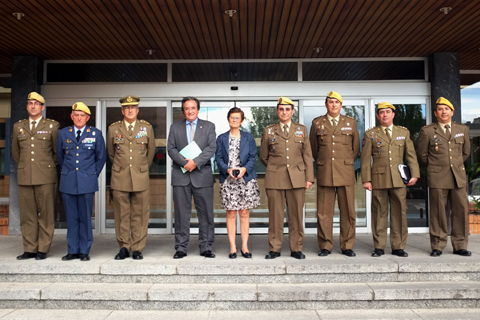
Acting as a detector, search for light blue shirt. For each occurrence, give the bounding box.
[74,125,86,140]
[186,118,198,144]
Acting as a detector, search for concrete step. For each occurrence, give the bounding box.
[1,308,480,319]
[0,281,479,310]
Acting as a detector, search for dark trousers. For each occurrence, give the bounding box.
[173,184,214,253]
[62,193,94,255]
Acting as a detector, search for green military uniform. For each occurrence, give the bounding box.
[259,122,314,253]
[309,115,360,252]
[417,121,470,252]
[361,125,420,250]
[107,119,156,253]
[12,117,59,254]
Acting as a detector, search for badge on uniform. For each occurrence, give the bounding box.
[294,130,304,137]
[136,127,147,138]
[82,138,96,143]
[66,139,71,143]
[396,136,405,140]
[50,124,53,128]
[69,128,72,132]
[454,133,464,138]
[87,128,90,133]
[341,127,352,131]
[115,135,124,142]
[37,131,50,134]
[92,131,95,136]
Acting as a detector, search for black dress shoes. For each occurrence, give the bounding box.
[265,251,281,259]
[200,250,216,258]
[291,251,306,259]
[79,254,90,261]
[453,249,472,256]
[342,249,356,257]
[241,250,252,258]
[430,249,442,257]
[371,248,385,257]
[35,252,47,260]
[391,249,408,257]
[229,252,237,259]
[132,250,143,260]
[115,247,130,260]
[62,253,80,261]
[16,252,37,260]
[318,249,331,257]
[173,251,187,259]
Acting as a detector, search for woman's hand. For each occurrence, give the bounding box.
[227,168,236,179]
[236,167,247,179]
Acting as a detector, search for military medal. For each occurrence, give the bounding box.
[378,149,381,155]
[66,139,70,143]
[435,145,439,152]
[87,128,91,132]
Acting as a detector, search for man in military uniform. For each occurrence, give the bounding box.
[12,92,59,260]
[260,97,314,260]
[417,97,471,257]
[310,91,360,257]
[57,103,106,261]
[107,95,156,260]
[361,102,420,257]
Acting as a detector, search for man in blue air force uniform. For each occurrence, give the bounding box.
[57,102,106,261]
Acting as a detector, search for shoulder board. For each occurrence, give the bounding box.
[395,125,408,130]
[313,116,324,122]
[365,126,378,132]
[425,123,435,127]
[139,120,151,126]
[109,121,121,127]
[343,115,355,120]
[265,123,276,129]
[46,118,57,122]
[18,119,27,123]
[292,122,305,128]
[453,121,466,127]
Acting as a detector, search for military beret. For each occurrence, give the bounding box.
[326,91,343,103]
[27,92,45,104]
[277,97,295,106]
[377,102,396,111]
[72,102,91,115]
[120,95,140,106]
[436,97,454,110]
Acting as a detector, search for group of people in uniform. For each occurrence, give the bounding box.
[12,90,471,261]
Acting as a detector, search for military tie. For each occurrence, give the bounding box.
[385,128,391,143]
[445,124,451,140]
[128,124,133,137]
[283,124,288,134]
[332,119,337,130]
[189,122,195,142]
[76,130,81,142]
[31,120,36,131]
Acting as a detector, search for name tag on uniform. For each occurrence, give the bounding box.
[396,136,406,140]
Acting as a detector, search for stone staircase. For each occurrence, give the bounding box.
[0,233,479,311]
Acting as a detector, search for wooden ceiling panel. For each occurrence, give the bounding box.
[0,0,479,75]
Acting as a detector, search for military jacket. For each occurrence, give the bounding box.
[361,125,420,189]
[12,118,59,186]
[417,122,470,189]
[259,122,314,189]
[309,115,360,186]
[107,120,156,192]
[57,126,106,195]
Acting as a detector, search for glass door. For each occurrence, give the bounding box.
[303,99,370,234]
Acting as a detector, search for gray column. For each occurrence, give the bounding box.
[9,56,44,235]
[429,52,461,122]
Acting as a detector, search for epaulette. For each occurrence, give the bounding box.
[46,118,57,122]
[453,121,466,127]
[139,120,151,126]
[342,115,355,120]
[109,121,121,127]
[365,126,378,132]
[265,123,276,129]
[18,119,27,123]
[394,125,408,130]
[312,115,323,122]
[425,123,435,127]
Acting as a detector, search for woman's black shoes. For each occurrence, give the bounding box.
[229,252,237,259]
[241,250,252,258]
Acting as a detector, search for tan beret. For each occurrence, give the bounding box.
[72,102,91,115]
[27,92,45,104]
[326,91,343,103]
[277,97,295,106]
[436,97,454,110]
[120,95,140,106]
[377,102,396,111]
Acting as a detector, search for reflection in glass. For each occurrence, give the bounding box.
[105,107,167,229]
[304,104,367,229]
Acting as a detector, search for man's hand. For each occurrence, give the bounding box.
[305,181,313,190]
[184,158,197,172]
[407,177,418,186]
[363,182,372,191]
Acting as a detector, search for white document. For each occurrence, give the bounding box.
[179,141,202,173]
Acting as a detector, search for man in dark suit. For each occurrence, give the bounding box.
[417,97,471,257]
[57,102,106,261]
[167,97,217,259]
[12,92,59,260]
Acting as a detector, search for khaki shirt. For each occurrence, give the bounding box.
[309,115,360,186]
[107,119,156,192]
[417,122,470,189]
[12,118,59,185]
[361,125,420,189]
[260,122,314,189]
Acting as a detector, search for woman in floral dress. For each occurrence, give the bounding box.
[215,107,260,258]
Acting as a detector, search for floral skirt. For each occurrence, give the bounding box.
[219,177,261,210]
